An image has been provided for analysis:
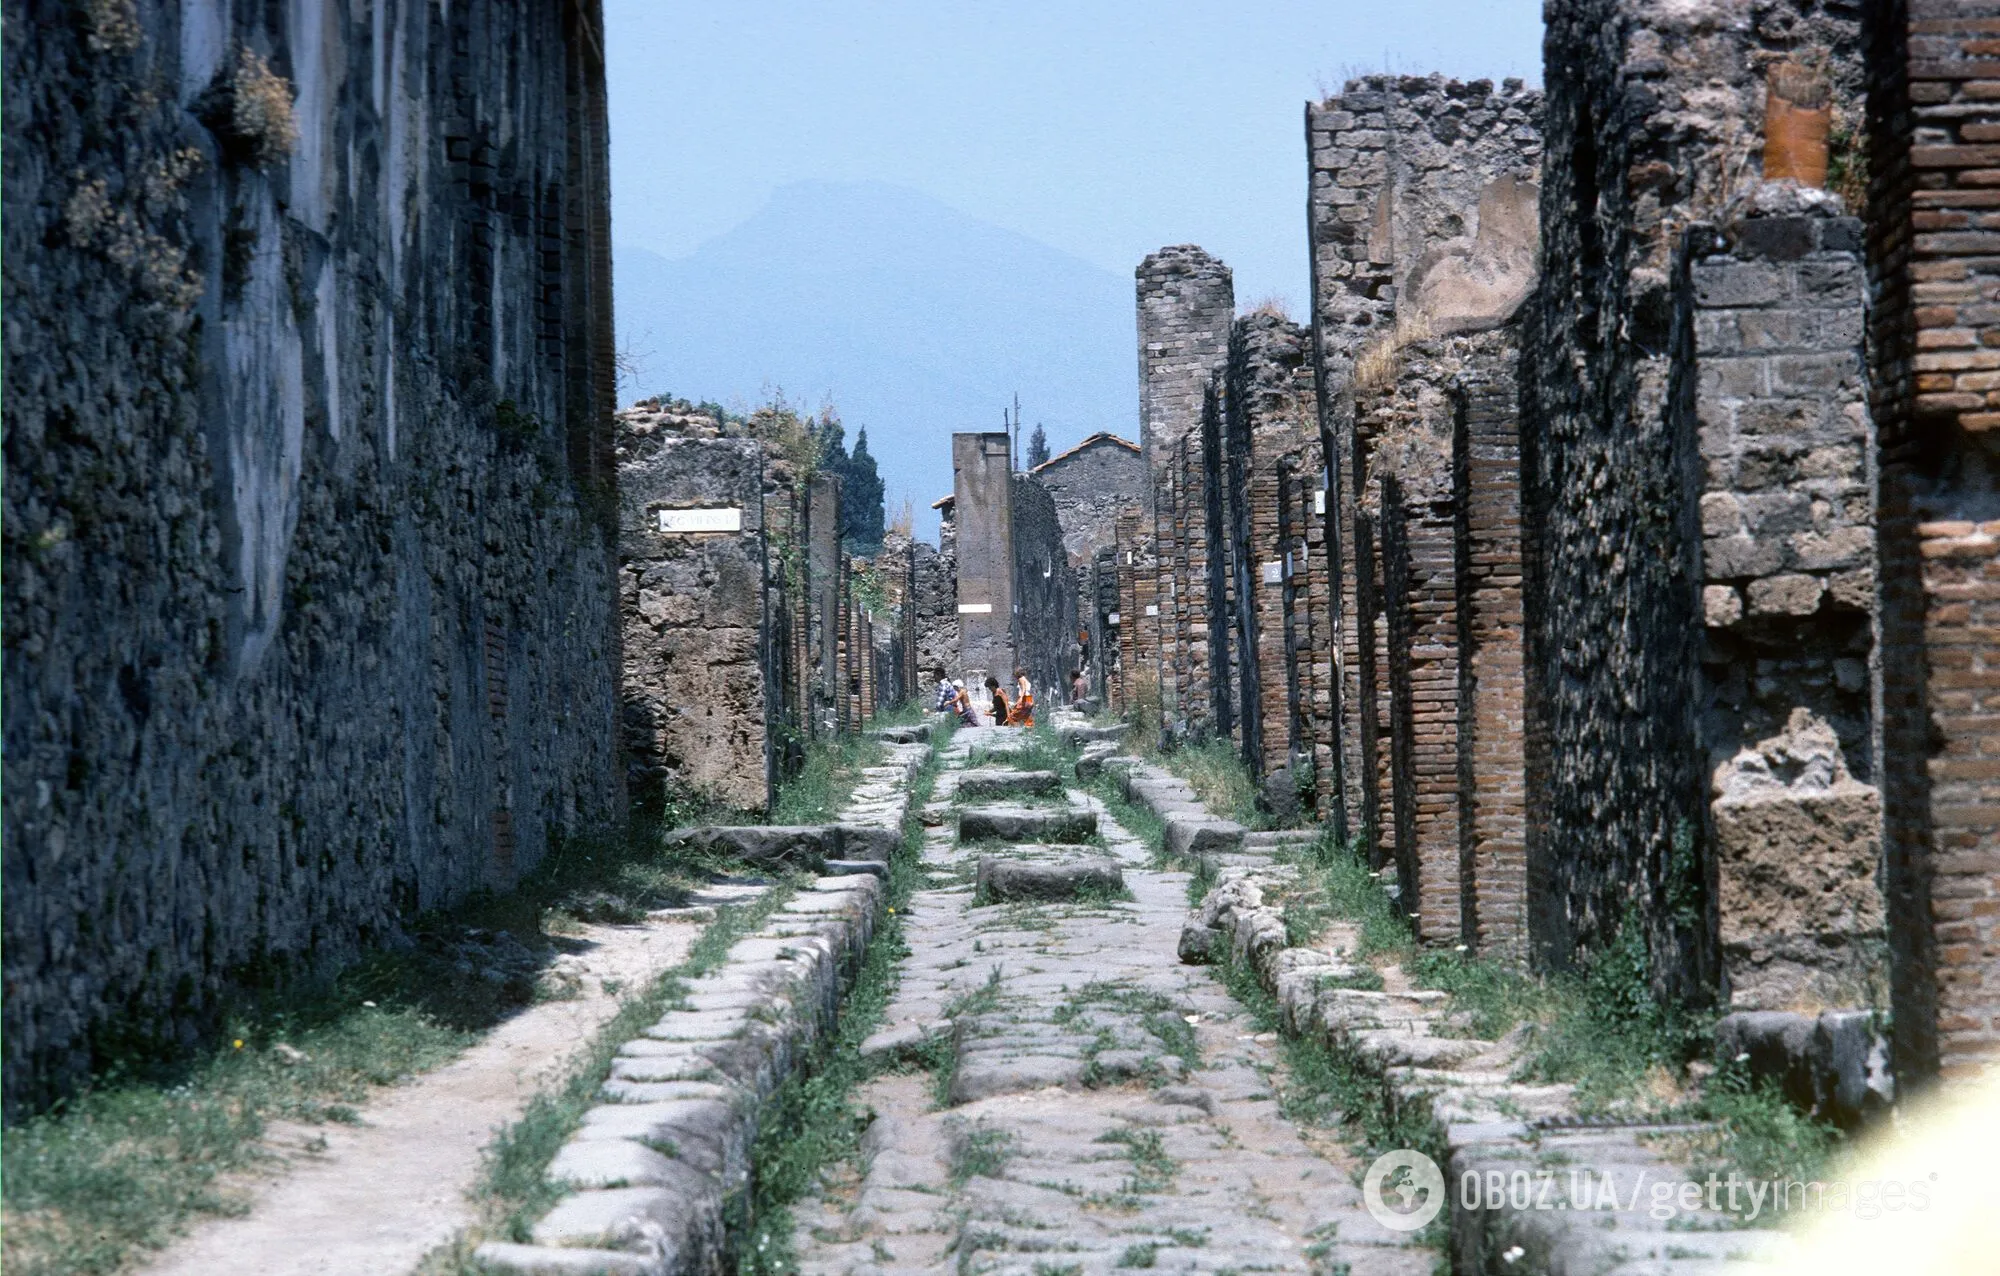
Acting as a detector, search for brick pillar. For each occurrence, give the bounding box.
[1865,0,2000,1084]
[1200,381,1239,741]
[1138,246,1235,498]
[1454,354,1529,954]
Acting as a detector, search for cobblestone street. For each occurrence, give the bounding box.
[788,726,1429,1275]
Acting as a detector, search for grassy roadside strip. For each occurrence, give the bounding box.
[0,791,764,1276]
[732,726,947,1274]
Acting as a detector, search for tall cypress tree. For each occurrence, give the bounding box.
[1026,422,1050,469]
[842,428,886,554]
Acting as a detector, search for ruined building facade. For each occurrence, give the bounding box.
[1097,1,1997,1090]
[3,0,619,1110]
[616,401,916,815]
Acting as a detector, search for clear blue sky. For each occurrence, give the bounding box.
[603,1,1544,313]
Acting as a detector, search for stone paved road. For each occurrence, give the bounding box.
[788,726,1430,1276]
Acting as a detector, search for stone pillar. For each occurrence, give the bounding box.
[1687,202,1880,1011]
[1863,0,2000,1084]
[952,432,1016,680]
[1137,246,1235,495]
[619,437,770,811]
[807,474,843,738]
[1226,314,1318,787]
[1200,381,1239,740]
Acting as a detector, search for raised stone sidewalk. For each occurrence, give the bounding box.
[1173,819,1804,1274]
[473,737,931,1276]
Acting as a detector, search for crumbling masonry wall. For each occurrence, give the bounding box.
[1011,474,1083,711]
[616,426,769,812]
[1531,0,1867,999]
[1306,74,1540,945]
[1,0,620,1111]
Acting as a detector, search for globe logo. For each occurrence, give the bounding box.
[1362,1149,1446,1231]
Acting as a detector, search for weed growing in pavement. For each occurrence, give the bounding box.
[1095,1127,1178,1194]
[473,885,794,1246]
[1158,736,1273,829]
[1118,1242,1161,1268]
[1,1006,470,1276]
[950,1124,1017,1185]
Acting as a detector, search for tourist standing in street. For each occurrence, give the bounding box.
[1010,667,1034,726]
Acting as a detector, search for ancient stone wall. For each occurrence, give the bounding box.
[617,425,769,813]
[1029,433,1145,563]
[1861,0,2000,1083]
[1531,0,1865,995]
[1,0,620,1110]
[1686,198,1882,1010]
[911,537,957,682]
[1307,73,1541,877]
[1224,314,1319,791]
[1011,474,1083,713]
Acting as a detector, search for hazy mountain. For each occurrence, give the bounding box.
[613,181,1137,538]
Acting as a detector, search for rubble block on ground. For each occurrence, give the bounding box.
[1162,814,1245,860]
[661,826,829,871]
[875,722,933,744]
[975,854,1125,902]
[1057,723,1129,746]
[830,824,900,863]
[1072,743,1120,778]
[956,805,1098,843]
[1714,1009,1892,1131]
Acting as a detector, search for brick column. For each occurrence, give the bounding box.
[1864,0,2000,1084]
[1454,353,1529,954]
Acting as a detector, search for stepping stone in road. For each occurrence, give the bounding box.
[956,805,1097,843]
[975,854,1124,902]
[956,768,1064,800]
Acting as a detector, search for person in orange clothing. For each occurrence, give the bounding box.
[985,676,1011,726]
[1008,667,1034,726]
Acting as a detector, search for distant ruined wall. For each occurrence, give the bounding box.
[1030,435,1146,564]
[913,535,957,681]
[1137,246,1235,497]
[1,0,619,1111]
[952,434,1016,680]
[1012,474,1083,709]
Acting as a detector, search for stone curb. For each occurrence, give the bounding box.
[1143,750,1799,1275]
[474,741,928,1276]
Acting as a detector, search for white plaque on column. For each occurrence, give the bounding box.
[657,507,742,533]
[957,602,994,614]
